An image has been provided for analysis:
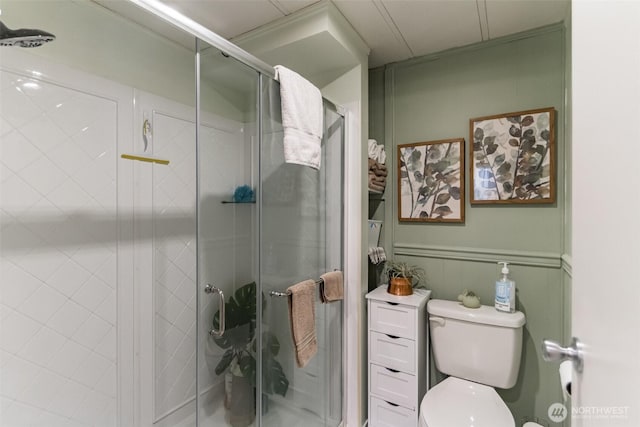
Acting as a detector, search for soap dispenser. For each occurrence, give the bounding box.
[495,261,516,313]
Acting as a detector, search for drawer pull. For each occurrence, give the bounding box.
[385,367,400,373]
[386,302,400,306]
[385,401,400,407]
[385,334,400,339]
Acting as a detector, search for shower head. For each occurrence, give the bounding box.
[0,21,55,48]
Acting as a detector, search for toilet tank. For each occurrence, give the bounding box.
[428,299,526,389]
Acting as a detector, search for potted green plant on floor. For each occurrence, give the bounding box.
[381,260,426,296]
[211,281,289,426]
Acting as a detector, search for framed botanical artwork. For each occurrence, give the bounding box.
[397,138,464,223]
[470,107,556,204]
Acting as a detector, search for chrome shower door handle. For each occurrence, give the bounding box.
[205,284,225,337]
[542,336,583,373]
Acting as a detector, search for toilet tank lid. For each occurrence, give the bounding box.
[428,299,525,328]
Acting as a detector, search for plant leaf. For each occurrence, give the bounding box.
[509,125,521,137]
[521,115,534,126]
[483,136,496,145]
[449,187,461,200]
[485,144,498,155]
[433,206,453,217]
[508,138,519,147]
[436,193,451,204]
[474,127,484,141]
[497,162,511,175]
[215,349,236,375]
[494,153,505,165]
[503,182,513,193]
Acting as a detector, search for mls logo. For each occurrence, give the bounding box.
[548,403,568,423]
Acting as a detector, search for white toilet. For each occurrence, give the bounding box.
[420,299,526,427]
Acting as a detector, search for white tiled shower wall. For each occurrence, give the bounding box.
[0,49,253,427]
[0,68,119,426]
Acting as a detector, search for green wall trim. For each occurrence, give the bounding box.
[385,22,564,71]
[562,254,573,277]
[394,243,563,268]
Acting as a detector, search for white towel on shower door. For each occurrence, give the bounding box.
[274,65,323,170]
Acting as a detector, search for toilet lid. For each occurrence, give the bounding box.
[421,377,514,427]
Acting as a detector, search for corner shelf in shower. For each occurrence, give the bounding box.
[220,200,256,204]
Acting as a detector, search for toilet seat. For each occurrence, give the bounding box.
[420,377,514,427]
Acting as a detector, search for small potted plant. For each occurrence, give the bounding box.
[211,281,289,426]
[381,260,426,296]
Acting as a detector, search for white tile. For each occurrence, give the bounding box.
[93,326,116,362]
[26,79,74,114]
[72,118,115,160]
[173,244,196,276]
[0,354,41,400]
[94,289,116,325]
[17,113,69,155]
[156,324,185,354]
[0,260,42,309]
[0,219,44,261]
[72,314,110,350]
[36,408,84,427]
[95,397,117,427]
[0,115,14,138]
[19,368,65,409]
[0,129,43,173]
[156,262,185,294]
[0,83,42,129]
[94,363,117,398]
[0,309,42,354]
[18,284,66,324]
[46,259,91,298]
[46,339,91,379]
[42,140,87,181]
[158,296,187,326]
[13,249,69,283]
[45,178,92,210]
[0,303,13,322]
[71,275,110,312]
[19,156,68,197]
[0,173,43,215]
[71,246,112,275]
[0,398,43,427]
[71,351,111,389]
[172,276,195,305]
[47,299,91,338]
[46,96,98,137]
[174,305,196,335]
[45,378,88,419]
[71,390,110,426]
[93,254,116,288]
[17,327,66,367]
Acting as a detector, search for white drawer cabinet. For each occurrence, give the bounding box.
[366,286,430,427]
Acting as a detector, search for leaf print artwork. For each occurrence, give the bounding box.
[397,138,465,222]
[470,107,555,204]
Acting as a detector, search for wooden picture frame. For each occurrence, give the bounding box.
[397,138,465,223]
[470,107,556,204]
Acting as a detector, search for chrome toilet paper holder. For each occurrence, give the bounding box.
[541,337,584,373]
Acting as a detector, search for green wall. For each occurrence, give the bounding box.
[369,25,570,426]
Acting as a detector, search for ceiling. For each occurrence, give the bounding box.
[141,0,569,68]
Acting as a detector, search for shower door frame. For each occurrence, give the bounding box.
[126,2,349,426]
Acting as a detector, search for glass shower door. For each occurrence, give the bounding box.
[196,40,259,426]
[259,78,344,427]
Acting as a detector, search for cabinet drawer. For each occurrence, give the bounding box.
[369,300,416,339]
[369,396,416,427]
[370,331,416,374]
[370,363,417,409]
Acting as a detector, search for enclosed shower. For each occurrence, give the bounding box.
[0,1,344,426]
